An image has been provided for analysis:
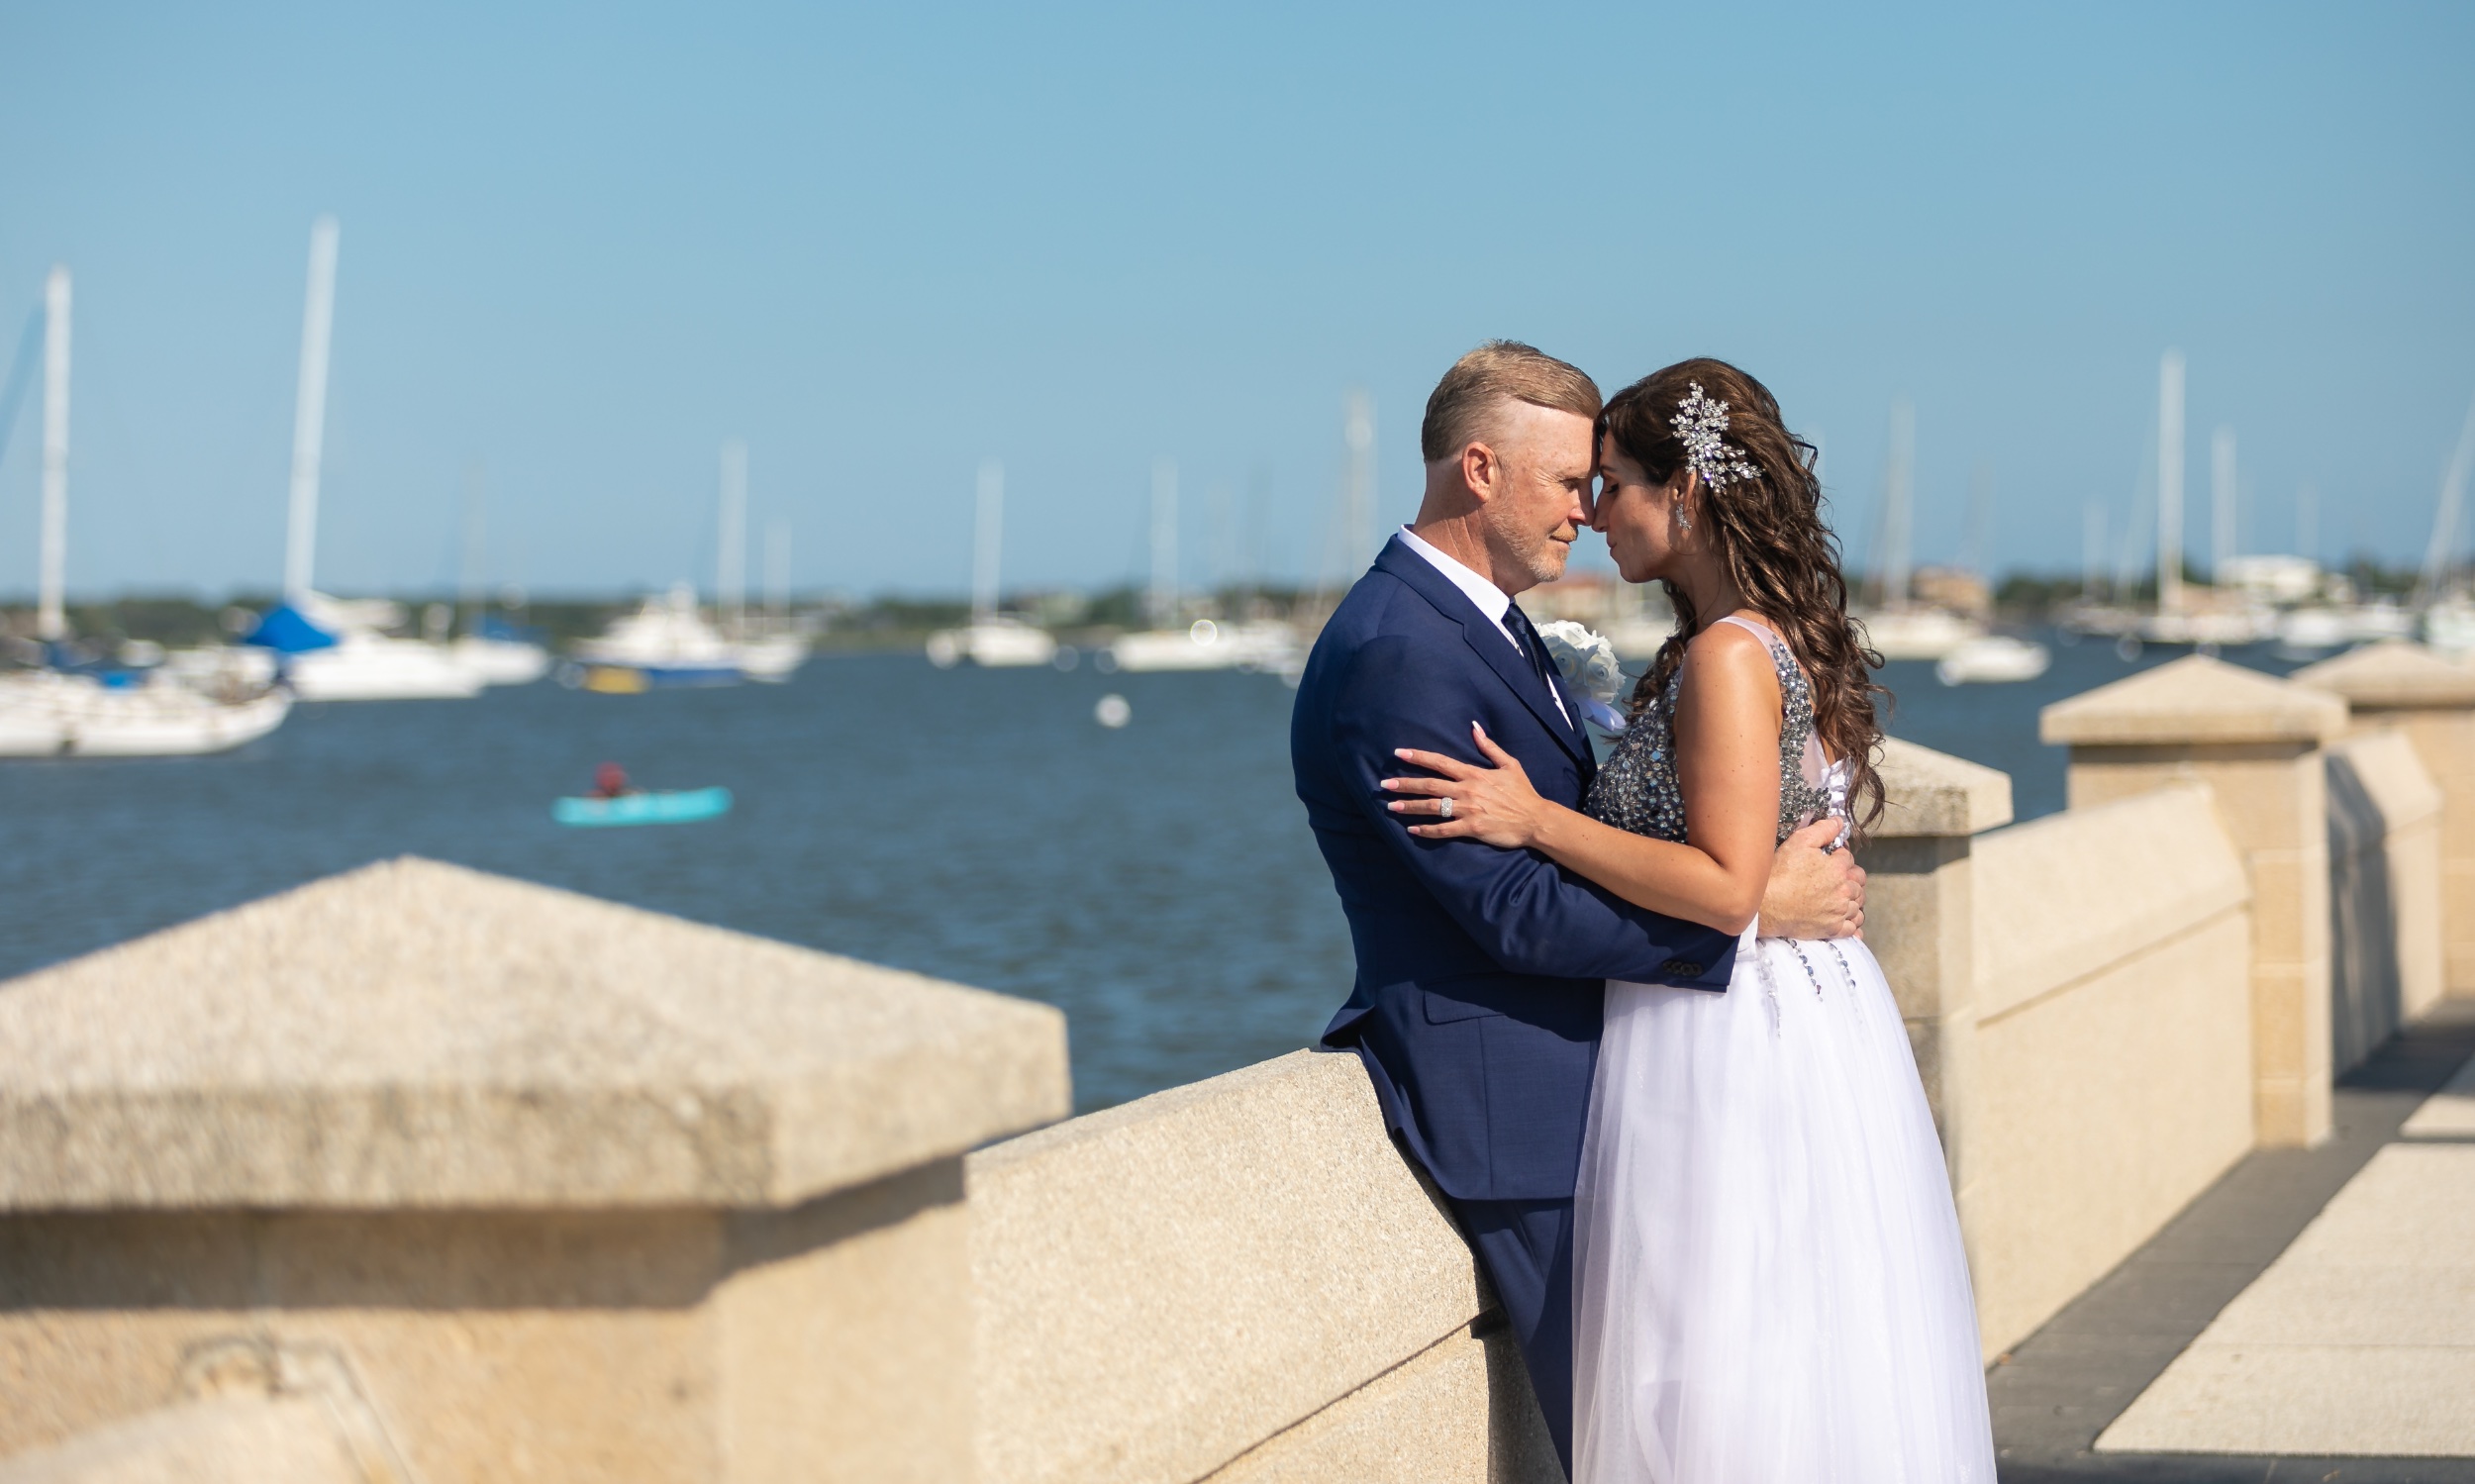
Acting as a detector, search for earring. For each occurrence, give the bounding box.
[1676,507,1693,534]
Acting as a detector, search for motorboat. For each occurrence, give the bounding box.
[927,617,1058,669]
[1934,635,2052,686]
[0,670,291,758]
[572,585,744,685]
[552,786,734,827]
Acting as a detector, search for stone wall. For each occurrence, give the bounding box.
[2326,728,2446,1069]
[969,1051,1557,1484]
[1960,786,2256,1355]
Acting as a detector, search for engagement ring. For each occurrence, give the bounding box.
[1439,798,1453,821]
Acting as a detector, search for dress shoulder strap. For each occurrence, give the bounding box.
[1714,613,1790,652]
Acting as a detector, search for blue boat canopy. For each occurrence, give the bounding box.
[244,603,340,654]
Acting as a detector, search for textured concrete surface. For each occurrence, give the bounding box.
[0,856,1070,1209]
[1876,735,2016,838]
[0,1164,981,1483]
[2055,668,2337,1147]
[0,858,1061,1483]
[1201,1328,1559,1484]
[1971,787,2249,1020]
[2042,655,2348,748]
[969,1049,1499,1484]
[0,1396,364,1484]
[1988,1005,2475,1482]
[2097,1144,2475,1458]
[2294,642,2475,713]
[2295,649,2475,1001]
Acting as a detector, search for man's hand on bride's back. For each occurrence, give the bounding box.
[1760,819,1865,940]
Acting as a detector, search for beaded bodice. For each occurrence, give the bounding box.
[1585,616,1845,846]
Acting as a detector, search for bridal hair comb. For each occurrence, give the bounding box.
[1673,382,1762,492]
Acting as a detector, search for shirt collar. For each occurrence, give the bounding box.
[1395,526,1511,625]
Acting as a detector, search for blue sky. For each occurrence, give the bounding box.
[2,2,2469,600]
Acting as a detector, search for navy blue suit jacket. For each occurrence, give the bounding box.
[1294,538,1737,1202]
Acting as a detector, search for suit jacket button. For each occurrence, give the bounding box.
[1663,959,1704,978]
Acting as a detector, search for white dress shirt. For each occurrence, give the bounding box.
[1394,527,1571,726]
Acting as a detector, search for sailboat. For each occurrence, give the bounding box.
[446,467,549,685]
[927,459,1059,668]
[1106,451,1304,674]
[711,440,807,681]
[1850,398,1985,661]
[241,217,483,701]
[0,265,291,757]
[2416,391,2475,657]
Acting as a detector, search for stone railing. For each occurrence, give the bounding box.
[11,647,2475,1481]
[0,858,1070,1484]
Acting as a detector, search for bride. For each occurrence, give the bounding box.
[1381,359,1996,1481]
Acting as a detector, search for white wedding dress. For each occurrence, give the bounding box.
[1571,617,1994,1482]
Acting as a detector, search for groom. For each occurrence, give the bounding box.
[1291,342,1864,1474]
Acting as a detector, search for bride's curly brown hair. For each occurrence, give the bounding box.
[1601,357,1888,836]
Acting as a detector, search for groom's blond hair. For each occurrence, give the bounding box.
[1420,341,1602,465]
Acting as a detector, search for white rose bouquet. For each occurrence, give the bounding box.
[1532,619,1631,734]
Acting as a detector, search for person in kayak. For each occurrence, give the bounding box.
[589,762,640,799]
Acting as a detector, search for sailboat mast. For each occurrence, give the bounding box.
[765,522,790,630]
[1883,397,1914,607]
[718,440,747,638]
[459,463,486,633]
[2417,390,2475,603]
[1149,457,1179,626]
[37,265,69,642]
[972,458,1003,622]
[2157,349,2185,614]
[2212,427,2237,580]
[283,216,340,603]
[1343,390,1375,574]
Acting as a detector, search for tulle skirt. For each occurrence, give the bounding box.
[1572,933,1996,1483]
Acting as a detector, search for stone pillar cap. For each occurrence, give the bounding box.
[0,858,1070,1212]
[1871,737,2014,838]
[2039,654,2347,747]
[2289,640,2475,710]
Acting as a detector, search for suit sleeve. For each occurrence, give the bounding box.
[1328,634,1736,986]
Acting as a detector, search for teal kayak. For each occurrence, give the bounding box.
[552,786,733,828]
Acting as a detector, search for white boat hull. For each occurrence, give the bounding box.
[0,673,292,757]
[286,635,485,701]
[1934,636,2052,686]
[1107,620,1300,673]
[929,621,1058,668]
[731,634,808,682]
[450,635,550,686]
[1855,608,1984,661]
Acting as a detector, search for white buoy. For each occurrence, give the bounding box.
[1095,694,1132,729]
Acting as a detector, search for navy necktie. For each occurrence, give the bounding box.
[1506,606,1562,706]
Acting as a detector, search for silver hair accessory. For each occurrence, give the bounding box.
[1673,382,1762,492]
[1439,797,1454,821]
